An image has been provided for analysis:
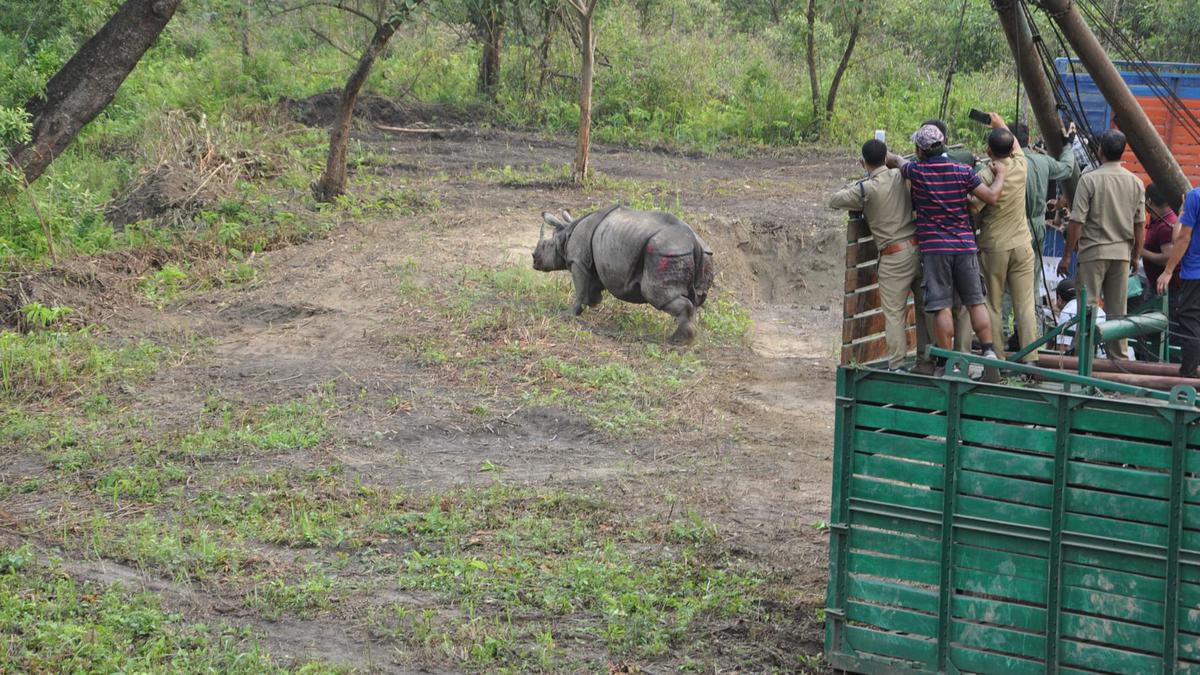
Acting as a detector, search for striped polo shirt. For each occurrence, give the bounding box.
[901,156,983,255]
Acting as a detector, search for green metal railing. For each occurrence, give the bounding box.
[826,367,1200,673]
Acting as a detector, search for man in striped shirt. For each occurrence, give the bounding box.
[888,124,1009,373]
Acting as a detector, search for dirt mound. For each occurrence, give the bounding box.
[105,164,217,228]
[283,90,487,129]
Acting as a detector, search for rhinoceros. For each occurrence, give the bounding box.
[532,204,714,343]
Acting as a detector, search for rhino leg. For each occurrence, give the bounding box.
[586,281,604,308]
[663,297,697,344]
[569,263,592,315]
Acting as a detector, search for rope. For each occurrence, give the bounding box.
[938,0,971,121]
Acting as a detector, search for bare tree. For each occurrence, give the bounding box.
[6,0,183,185]
[805,0,819,122]
[564,0,600,185]
[313,0,425,202]
[824,0,864,122]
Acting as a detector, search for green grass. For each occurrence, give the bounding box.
[0,329,162,402]
[0,547,301,673]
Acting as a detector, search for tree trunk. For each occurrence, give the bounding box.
[7,0,182,184]
[477,0,505,98]
[805,0,820,124]
[574,11,595,185]
[824,0,863,122]
[314,18,401,202]
[536,5,555,94]
[239,0,252,59]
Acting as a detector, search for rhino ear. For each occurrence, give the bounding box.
[560,210,573,224]
[542,211,567,230]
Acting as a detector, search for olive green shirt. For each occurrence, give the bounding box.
[829,166,915,249]
[1025,144,1077,236]
[973,144,1030,252]
[945,146,978,169]
[1072,162,1146,262]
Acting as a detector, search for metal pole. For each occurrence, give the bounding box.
[1037,353,1193,377]
[994,0,1064,155]
[1038,0,1193,201]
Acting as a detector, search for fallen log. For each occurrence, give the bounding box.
[1036,353,1193,378]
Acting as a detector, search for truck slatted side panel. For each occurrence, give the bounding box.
[826,368,1200,674]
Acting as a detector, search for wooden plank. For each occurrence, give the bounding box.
[844,285,882,315]
[957,492,1053,529]
[848,600,938,637]
[1061,613,1164,654]
[844,309,914,342]
[959,444,1054,481]
[957,567,1047,604]
[841,329,916,366]
[1065,488,1169,525]
[856,405,947,438]
[848,574,939,614]
[846,239,880,266]
[847,217,871,242]
[1069,435,1171,470]
[954,544,1048,582]
[958,472,1053,508]
[949,645,1045,675]
[852,429,946,464]
[1068,461,1169,499]
[961,391,1058,426]
[847,551,941,586]
[956,528,1048,559]
[844,625,936,663]
[850,476,943,513]
[1062,585,1164,626]
[855,377,944,410]
[1073,406,1173,442]
[851,509,942,541]
[952,595,1047,633]
[1063,562,1165,603]
[853,452,943,487]
[1064,512,1168,548]
[960,419,1057,455]
[1059,638,1163,674]
[1064,544,1165,580]
[952,620,1046,660]
[845,262,880,293]
[849,525,940,562]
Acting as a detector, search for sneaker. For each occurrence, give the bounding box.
[980,349,1003,384]
[911,361,937,376]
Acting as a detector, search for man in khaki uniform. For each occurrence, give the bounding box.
[971,113,1039,363]
[830,139,932,372]
[1058,129,1146,360]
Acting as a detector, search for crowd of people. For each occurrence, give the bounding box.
[830,112,1200,380]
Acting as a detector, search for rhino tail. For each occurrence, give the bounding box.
[688,234,707,308]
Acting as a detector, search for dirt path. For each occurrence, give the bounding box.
[5,123,856,671]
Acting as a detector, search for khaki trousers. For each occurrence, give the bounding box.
[1078,258,1130,360]
[980,245,1040,363]
[878,245,931,368]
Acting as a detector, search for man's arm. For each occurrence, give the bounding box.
[1131,219,1146,274]
[1058,219,1085,277]
[1158,224,1194,294]
[971,161,1007,205]
[829,183,866,211]
[886,152,909,171]
[1142,241,1174,266]
[1045,143,1078,182]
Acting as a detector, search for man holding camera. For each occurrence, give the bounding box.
[1058,129,1146,360]
[829,139,933,372]
[971,113,1039,364]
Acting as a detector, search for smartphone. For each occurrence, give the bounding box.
[968,108,991,125]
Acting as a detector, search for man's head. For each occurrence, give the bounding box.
[1146,183,1168,208]
[912,124,946,159]
[1098,129,1127,162]
[987,128,1016,159]
[1011,121,1030,148]
[861,139,887,169]
[1056,277,1076,308]
[921,119,949,138]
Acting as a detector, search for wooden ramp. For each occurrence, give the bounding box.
[841,213,916,366]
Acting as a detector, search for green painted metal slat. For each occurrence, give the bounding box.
[1069,433,1172,469]
[848,575,939,614]
[852,429,946,464]
[1065,487,1170,525]
[955,527,1049,558]
[855,404,947,438]
[850,508,942,540]
[1181,581,1200,609]
[958,472,1053,508]
[960,419,1056,455]
[850,476,943,512]
[853,452,943,487]
[849,526,940,562]
[948,645,1045,675]
[1058,638,1163,674]
[1063,562,1165,602]
[957,492,1052,528]
[951,595,1047,632]
[951,620,1046,660]
[1067,460,1169,497]
[844,625,937,663]
[959,444,1054,480]
[854,376,944,410]
[1064,543,1167,580]
[847,600,938,637]
[847,551,941,586]
[960,391,1058,426]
